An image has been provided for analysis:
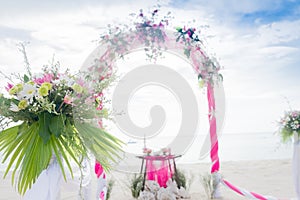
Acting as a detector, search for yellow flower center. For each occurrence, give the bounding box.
[38,86,49,97]
[18,99,28,110]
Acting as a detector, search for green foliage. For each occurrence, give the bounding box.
[173,169,187,189]
[130,174,144,198]
[0,122,79,194]
[278,110,300,143]
[0,118,123,195]
[106,179,115,200]
[200,173,221,199]
[281,128,298,143]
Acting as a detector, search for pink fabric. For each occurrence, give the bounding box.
[95,161,104,178]
[146,160,156,181]
[207,83,220,173]
[99,191,105,200]
[145,156,173,187]
[156,161,169,187]
[223,179,268,200]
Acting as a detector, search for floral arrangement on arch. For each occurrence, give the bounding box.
[100,8,222,88]
[0,44,122,194]
[278,110,300,142]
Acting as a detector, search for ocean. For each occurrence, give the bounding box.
[0,132,293,172]
[123,132,293,164]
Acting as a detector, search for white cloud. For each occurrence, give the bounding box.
[257,20,300,45]
[0,1,299,135]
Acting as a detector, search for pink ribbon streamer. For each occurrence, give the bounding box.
[207,84,278,199]
[95,161,104,178]
[222,179,279,200]
[207,83,220,173]
[95,160,107,200]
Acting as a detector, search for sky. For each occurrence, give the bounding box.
[0,0,300,136]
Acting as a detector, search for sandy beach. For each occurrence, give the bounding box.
[0,159,296,200]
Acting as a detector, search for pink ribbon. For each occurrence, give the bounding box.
[207,83,220,173]
[95,161,104,178]
[99,191,105,200]
[222,179,278,200]
[95,160,107,200]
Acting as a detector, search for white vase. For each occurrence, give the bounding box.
[23,156,62,200]
[293,132,300,200]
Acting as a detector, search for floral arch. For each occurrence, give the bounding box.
[83,9,278,200]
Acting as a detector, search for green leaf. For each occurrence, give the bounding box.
[38,112,51,143]
[75,122,123,171]
[184,48,191,58]
[24,74,29,82]
[175,27,182,32]
[0,122,53,195]
[49,115,65,137]
[198,74,203,80]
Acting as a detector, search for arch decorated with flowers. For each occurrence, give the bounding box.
[86,9,279,200]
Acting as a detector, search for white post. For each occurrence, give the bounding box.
[293,132,300,200]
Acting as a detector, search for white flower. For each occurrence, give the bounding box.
[145,180,160,193]
[157,187,176,200]
[9,103,19,112]
[18,83,37,101]
[138,191,155,200]
[178,186,190,199]
[52,74,74,87]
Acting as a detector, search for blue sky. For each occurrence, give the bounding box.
[0,0,299,135]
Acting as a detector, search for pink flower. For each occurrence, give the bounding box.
[76,78,85,87]
[98,120,103,128]
[63,95,73,105]
[143,147,152,154]
[95,92,103,98]
[96,104,103,111]
[34,73,53,85]
[5,83,14,92]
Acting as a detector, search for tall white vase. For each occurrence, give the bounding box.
[23,156,62,200]
[293,132,300,200]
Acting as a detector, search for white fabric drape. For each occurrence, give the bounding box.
[293,132,300,200]
[23,157,62,200]
[23,157,93,200]
[96,173,107,200]
[61,157,92,200]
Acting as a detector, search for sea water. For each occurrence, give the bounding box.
[0,132,293,171]
[122,132,293,164]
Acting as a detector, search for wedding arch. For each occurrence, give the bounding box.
[82,9,278,200]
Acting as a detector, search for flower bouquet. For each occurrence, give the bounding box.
[278,110,300,198]
[278,110,300,142]
[0,47,122,195]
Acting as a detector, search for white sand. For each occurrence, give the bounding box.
[0,159,296,200]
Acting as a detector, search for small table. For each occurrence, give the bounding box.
[137,154,182,190]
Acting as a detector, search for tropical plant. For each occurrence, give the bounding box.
[0,44,123,195]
